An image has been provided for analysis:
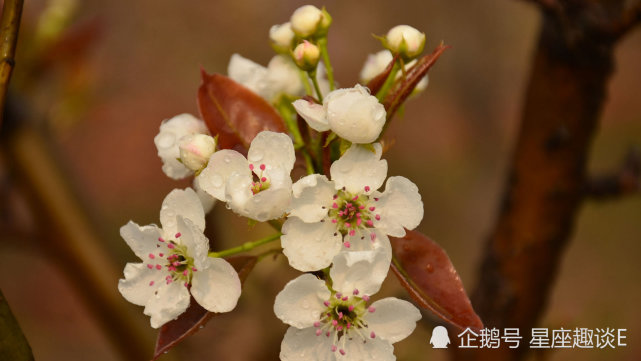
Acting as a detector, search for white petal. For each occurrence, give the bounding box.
[225,172,291,221]
[175,216,209,270]
[374,176,423,237]
[192,177,216,214]
[154,114,207,180]
[281,218,342,272]
[190,257,241,313]
[330,143,387,194]
[228,54,270,98]
[143,281,190,328]
[290,174,335,223]
[118,263,167,306]
[293,99,330,132]
[359,50,394,84]
[326,85,386,144]
[160,188,205,237]
[198,149,250,201]
[120,221,164,260]
[341,334,395,361]
[330,246,391,297]
[366,298,422,344]
[247,131,296,176]
[274,274,329,328]
[266,55,304,97]
[280,327,335,361]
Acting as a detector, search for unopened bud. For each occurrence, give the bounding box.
[292,40,320,72]
[384,25,425,60]
[269,22,295,52]
[290,5,331,38]
[179,134,216,171]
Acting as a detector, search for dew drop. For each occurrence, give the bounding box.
[223,156,231,164]
[426,263,434,273]
[248,152,263,162]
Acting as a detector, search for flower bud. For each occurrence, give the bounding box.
[179,134,216,171]
[290,5,331,38]
[269,22,295,52]
[384,25,425,60]
[292,40,320,72]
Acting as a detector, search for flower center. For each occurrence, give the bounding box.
[314,289,377,355]
[327,186,382,245]
[145,233,198,288]
[249,163,271,195]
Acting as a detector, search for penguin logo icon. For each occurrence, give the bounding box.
[430,326,450,348]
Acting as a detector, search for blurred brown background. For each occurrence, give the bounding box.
[1,0,640,360]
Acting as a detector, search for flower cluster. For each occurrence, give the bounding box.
[119,4,433,360]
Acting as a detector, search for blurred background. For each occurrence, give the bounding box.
[1,0,640,360]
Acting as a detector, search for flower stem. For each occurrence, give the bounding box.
[317,37,335,91]
[208,233,282,258]
[309,70,324,102]
[298,69,313,96]
[376,60,401,101]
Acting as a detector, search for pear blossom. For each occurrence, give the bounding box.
[290,5,331,38]
[154,113,209,180]
[179,133,217,172]
[292,84,385,144]
[274,249,421,360]
[228,54,330,102]
[385,25,425,60]
[360,50,428,93]
[118,188,241,328]
[281,143,423,271]
[198,131,295,222]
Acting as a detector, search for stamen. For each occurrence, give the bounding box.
[158,253,164,257]
[342,296,348,301]
[367,220,374,227]
[353,289,359,295]
[331,345,337,352]
[339,349,346,355]
[148,253,155,259]
[175,232,181,238]
[370,233,376,241]
[375,214,381,221]
[316,329,323,336]
[348,230,355,236]
[260,164,266,170]
[348,305,355,312]
[147,264,153,269]
[364,186,370,192]
[156,264,162,270]
[370,331,376,339]
[369,206,376,211]
[261,177,267,182]
[344,241,351,248]
[368,306,376,313]
[167,243,175,249]
[149,281,155,286]
[324,301,330,307]
[314,321,321,327]
[158,237,165,243]
[363,295,370,302]
[249,164,254,170]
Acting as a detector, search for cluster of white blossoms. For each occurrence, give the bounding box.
[120,4,432,360]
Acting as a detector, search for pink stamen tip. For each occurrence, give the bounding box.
[147,264,153,269]
[184,282,189,287]
[370,332,376,338]
[158,237,165,243]
[331,345,337,352]
[348,305,355,312]
[158,253,164,257]
[332,202,338,209]
[249,164,254,170]
[363,295,370,302]
[353,289,359,295]
[368,306,376,313]
[331,320,338,326]
[335,293,342,299]
[336,325,343,331]
[149,281,155,286]
[365,186,370,192]
[356,219,362,226]
[345,222,351,228]
[175,232,181,238]
[173,262,180,267]
[338,312,343,319]
[323,301,330,307]
[192,267,197,272]
[342,296,348,301]
[352,195,359,201]
[167,243,175,249]
[348,230,356,236]
[346,203,352,208]
[148,253,155,259]
[370,233,376,241]
[344,241,351,248]
[331,219,337,223]
[314,321,321,328]
[375,214,381,221]
[156,264,162,270]
[260,164,265,170]
[346,322,351,329]
[166,275,172,280]
[261,177,267,182]
[333,194,338,199]
[326,331,331,337]
[339,349,346,355]
[369,206,376,211]
[166,280,172,284]
[168,266,176,271]
[183,270,189,276]
[356,212,362,218]
[359,205,365,210]
[367,220,374,227]
[374,197,379,201]
[316,329,322,336]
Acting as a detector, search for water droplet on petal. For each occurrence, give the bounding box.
[248,152,263,162]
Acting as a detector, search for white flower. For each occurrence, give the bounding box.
[359,50,429,93]
[385,25,425,59]
[154,114,209,180]
[198,131,295,222]
[178,133,216,172]
[118,188,241,328]
[270,22,295,50]
[274,249,421,360]
[228,54,330,102]
[292,85,385,144]
[281,143,423,271]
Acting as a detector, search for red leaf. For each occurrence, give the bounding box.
[197,71,287,150]
[383,44,450,120]
[390,230,483,332]
[152,255,258,360]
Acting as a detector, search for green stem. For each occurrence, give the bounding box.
[302,149,316,175]
[309,70,324,102]
[298,69,313,96]
[317,37,335,91]
[209,233,282,258]
[376,61,401,101]
[276,97,304,147]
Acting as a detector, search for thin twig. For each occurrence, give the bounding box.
[611,1,641,39]
[585,148,641,200]
[0,0,24,127]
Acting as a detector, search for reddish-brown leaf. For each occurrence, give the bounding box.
[390,230,483,332]
[365,54,400,95]
[152,255,258,360]
[383,44,450,120]
[197,70,287,150]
